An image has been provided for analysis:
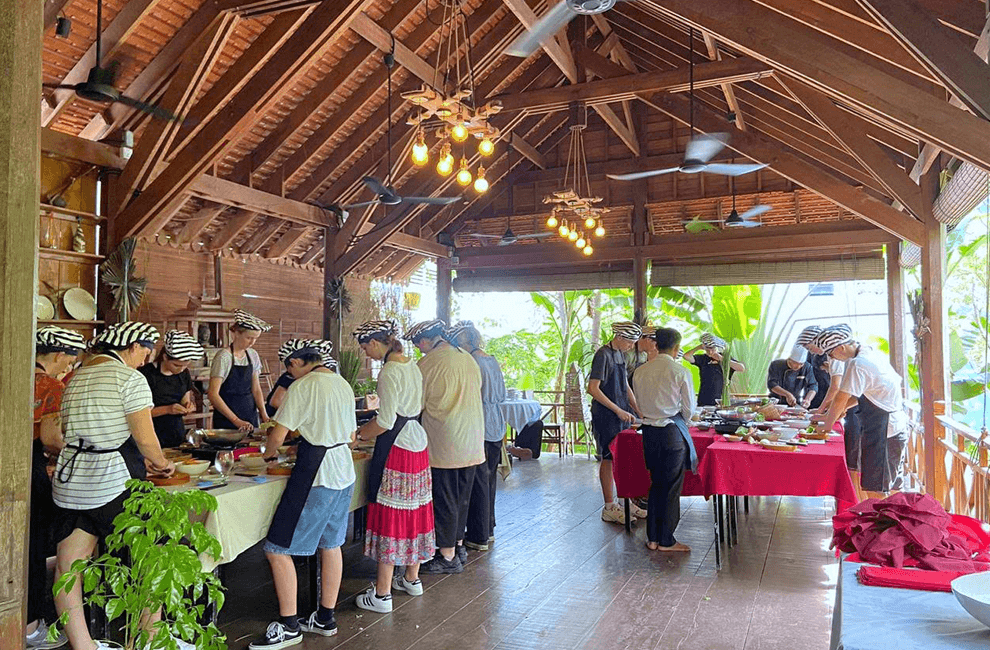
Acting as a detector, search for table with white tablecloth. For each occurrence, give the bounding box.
[499,398,543,433]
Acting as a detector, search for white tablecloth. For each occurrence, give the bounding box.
[171,456,369,571]
[499,399,543,433]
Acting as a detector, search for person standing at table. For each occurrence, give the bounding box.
[632,327,696,552]
[627,325,658,380]
[208,309,270,432]
[406,319,485,575]
[681,333,745,406]
[139,330,203,448]
[814,327,908,499]
[27,326,86,650]
[263,341,337,418]
[588,321,645,525]
[766,345,818,407]
[52,322,180,650]
[252,339,356,648]
[451,320,507,551]
[351,321,435,614]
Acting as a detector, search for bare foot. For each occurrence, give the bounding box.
[646,541,659,551]
[656,542,691,552]
[507,445,533,460]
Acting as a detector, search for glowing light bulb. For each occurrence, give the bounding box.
[568,229,578,242]
[583,245,593,256]
[595,221,605,237]
[436,156,453,177]
[558,223,568,237]
[478,136,495,156]
[546,214,558,228]
[411,130,429,166]
[576,234,586,248]
[584,217,596,229]
[451,120,469,143]
[456,158,473,186]
[473,172,489,193]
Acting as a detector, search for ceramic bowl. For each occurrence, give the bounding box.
[176,460,210,476]
[240,453,268,469]
[785,419,812,429]
[774,427,801,441]
[952,572,990,628]
[63,287,97,321]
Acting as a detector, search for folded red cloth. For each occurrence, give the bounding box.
[857,565,965,592]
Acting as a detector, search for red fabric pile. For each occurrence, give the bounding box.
[832,492,990,572]
[857,565,965,592]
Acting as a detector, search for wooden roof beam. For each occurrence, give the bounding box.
[702,32,746,131]
[215,0,321,17]
[239,219,284,253]
[649,0,990,174]
[43,0,72,32]
[188,175,329,228]
[387,232,451,258]
[208,210,258,251]
[509,133,547,169]
[176,203,226,245]
[820,0,985,42]
[264,226,310,258]
[112,1,369,241]
[781,77,925,219]
[350,13,435,84]
[502,0,578,82]
[299,236,325,265]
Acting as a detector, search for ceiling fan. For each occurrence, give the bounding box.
[42,0,178,121]
[464,220,556,246]
[606,26,768,182]
[339,176,462,211]
[506,0,626,58]
[684,184,771,233]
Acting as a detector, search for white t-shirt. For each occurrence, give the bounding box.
[273,370,356,489]
[417,345,485,469]
[375,358,428,453]
[54,355,154,510]
[632,353,695,427]
[210,348,262,380]
[839,346,908,437]
[829,358,845,377]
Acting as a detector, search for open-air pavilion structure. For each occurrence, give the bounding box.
[3,0,990,646]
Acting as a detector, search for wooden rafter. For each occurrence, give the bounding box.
[647,0,990,173]
[215,0,321,17]
[387,232,450,258]
[188,175,329,228]
[176,203,226,245]
[509,132,547,169]
[702,32,746,131]
[501,0,578,82]
[298,235,325,265]
[240,219,285,254]
[264,226,310,258]
[43,0,72,31]
[208,210,258,251]
[112,1,369,242]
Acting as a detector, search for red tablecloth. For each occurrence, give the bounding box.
[611,427,715,499]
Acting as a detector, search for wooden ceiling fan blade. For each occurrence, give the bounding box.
[116,94,180,121]
[504,2,577,58]
[401,195,461,205]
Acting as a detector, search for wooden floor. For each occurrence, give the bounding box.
[218,455,839,650]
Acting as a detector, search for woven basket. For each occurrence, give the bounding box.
[757,404,783,421]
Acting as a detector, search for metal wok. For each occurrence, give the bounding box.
[189,428,252,446]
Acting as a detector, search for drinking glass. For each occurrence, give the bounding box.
[215,450,235,478]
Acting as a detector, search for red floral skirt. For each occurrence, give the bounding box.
[364,446,436,565]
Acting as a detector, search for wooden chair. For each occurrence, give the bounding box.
[534,389,566,457]
[563,363,593,458]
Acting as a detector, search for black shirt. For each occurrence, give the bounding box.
[589,344,631,415]
[265,371,295,417]
[808,353,831,409]
[139,363,192,448]
[766,359,818,401]
[691,353,737,407]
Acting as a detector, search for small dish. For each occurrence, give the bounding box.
[63,287,97,321]
[951,571,990,628]
[240,453,268,469]
[176,460,210,476]
[36,295,55,320]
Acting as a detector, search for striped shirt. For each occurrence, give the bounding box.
[53,355,154,510]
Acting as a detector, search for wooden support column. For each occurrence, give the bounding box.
[633,256,648,325]
[886,243,906,384]
[322,227,340,350]
[0,0,41,643]
[437,257,452,324]
[919,169,948,496]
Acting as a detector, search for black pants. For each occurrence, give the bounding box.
[844,405,862,471]
[432,465,476,549]
[28,446,56,624]
[515,420,543,459]
[466,442,501,544]
[642,424,688,546]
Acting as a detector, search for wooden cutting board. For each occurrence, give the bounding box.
[148,473,191,486]
[267,464,293,476]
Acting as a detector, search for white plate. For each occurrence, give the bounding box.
[785,419,812,429]
[63,287,97,321]
[775,427,801,441]
[952,571,990,628]
[35,295,55,320]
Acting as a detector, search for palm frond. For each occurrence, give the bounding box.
[101,238,147,321]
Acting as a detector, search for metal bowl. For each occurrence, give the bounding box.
[190,428,250,446]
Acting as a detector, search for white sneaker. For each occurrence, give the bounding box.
[93,642,123,650]
[25,621,67,649]
[392,574,424,596]
[601,504,627,525]
[630,503,648,519]
[355,585,393,613]
[142,634,195,650]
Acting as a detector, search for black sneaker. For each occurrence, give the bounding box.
[456,544,468,564]
[248,622,302,649]
[419,552,463,574]
[298,611,338,637]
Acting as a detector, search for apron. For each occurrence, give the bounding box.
[367,413,420,503]
[669,413,699,473]
[591,345,630,439]
[212,347,258,430]
[143,363,190,448]
[857,396,891,491]
[266,437,346,548]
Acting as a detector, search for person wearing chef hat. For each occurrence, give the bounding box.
[681,333,746,407]
[766,345,819,408]
[139,330,204,448]
[208,309,271,432]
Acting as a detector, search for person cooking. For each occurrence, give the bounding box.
[627,325,658,380]
[265,340,336,418]
[208,309,271,432]
[139,330,204,448]
[766,345,818,407]
[352,320,435,614]
[682,333,746,406]
[814,326,907,498]
[52,322,179,650]
[252,339,356,648]
[27,326,86,650]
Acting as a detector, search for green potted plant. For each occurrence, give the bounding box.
[52,479,227,650]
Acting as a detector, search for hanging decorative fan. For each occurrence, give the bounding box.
[101,237,147,321]
[463,220,556,246]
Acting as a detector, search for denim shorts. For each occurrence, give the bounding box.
[264,484,354,555]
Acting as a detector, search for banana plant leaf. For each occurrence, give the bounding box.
[101,238,147,322]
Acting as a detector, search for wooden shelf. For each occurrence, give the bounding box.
[38,249,105,263]
[38,319,104,326]
[40,204,106,223]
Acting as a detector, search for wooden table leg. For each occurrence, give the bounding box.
[712,496,721,570]
[624,497,631,533]
[729,496,738,546]
[716,495,725,545]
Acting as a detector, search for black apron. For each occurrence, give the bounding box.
[266,437,347,548]
[809,354,831,410]
[590,345,630,439]
[857,396,891,492]
[141,363,191,448]
[367,413,420,503]
[212,347,259,430]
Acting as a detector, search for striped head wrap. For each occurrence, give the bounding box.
[640,325,657,338]
[796,325,823,348]
[611,321,643,341]
[232,309,271,332]
[36,326,87,354]
[162,330,204,362]
[700,333,727,352]
[447,319,475,341]
[404,319,447,342]
[352,320,398,344]
[812,324,854,355]
[94,321,160,349]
